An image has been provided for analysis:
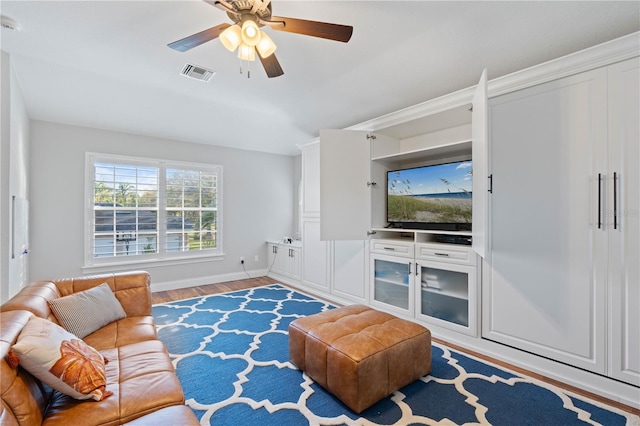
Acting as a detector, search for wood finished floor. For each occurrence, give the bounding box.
[152,277,639,416]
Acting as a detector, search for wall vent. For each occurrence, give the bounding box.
[180,64,215,82]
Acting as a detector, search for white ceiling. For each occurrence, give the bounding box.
[1,1,639,156]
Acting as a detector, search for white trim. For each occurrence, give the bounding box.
[296,139,319,150]
[348,86,475,133]
[85,152,223,267]
[488,31,640,98]
[82,252,225,274]
[151,268,268,292]
[298,31,640,140]
[266,271,300,288]
[428,323,640,410]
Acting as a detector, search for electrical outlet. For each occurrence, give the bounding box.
[240,257,244,264]
[254,255,259,262]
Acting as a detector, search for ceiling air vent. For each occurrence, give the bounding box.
[180,63,215,82]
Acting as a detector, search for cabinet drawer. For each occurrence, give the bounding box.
[371,240,414,258]
[416,244,475,265]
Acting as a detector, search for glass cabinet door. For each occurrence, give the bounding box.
[416,261,477,335]
[370,254,413,316]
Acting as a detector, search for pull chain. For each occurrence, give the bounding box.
[239,59,252,78]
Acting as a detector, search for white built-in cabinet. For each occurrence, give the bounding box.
[607,58,640,386]
[267,241,302,283]
[319,71,488,257]
[331,240,368,304]
[298,142,368,304]
[301,218,329,291]
[485,57,639,385]
[318,71,488,336]
[294,34,639,406]
[370,236,478,336]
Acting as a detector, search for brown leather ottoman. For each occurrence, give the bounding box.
[289,304,432,413]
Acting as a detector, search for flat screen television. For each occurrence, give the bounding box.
[387,160,472,231]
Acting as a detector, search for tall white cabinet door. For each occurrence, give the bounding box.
[302,218,329,291]
[485,69,608,373]
[332,240,368,303]
[607,57,640,386]
[320,129,372,241]
[302,143,321,215]
[472,69,488,259]
[319,130,398,241]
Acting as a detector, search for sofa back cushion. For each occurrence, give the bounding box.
[53,271,152,317]
[1,271,152,322]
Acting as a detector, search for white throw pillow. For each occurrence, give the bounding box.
[48,283,126,338]
[11,315,112,401]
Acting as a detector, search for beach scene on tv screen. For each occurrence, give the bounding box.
[388,161,472,224]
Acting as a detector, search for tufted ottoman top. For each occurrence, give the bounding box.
[289,304,431,413]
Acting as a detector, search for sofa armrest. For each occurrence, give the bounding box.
[0,282,60,321]
[53,271,152,317]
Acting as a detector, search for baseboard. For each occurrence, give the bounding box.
[427,324,640,410]
[151,269,268,292]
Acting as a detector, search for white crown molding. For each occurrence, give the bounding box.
[338,32,640,136]
[297,139,320,150]
[299,31,639,152]
[488,31,640,98]
[347,86,475,133]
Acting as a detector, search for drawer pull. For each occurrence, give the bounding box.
[383,247,396,251]
[434,252,450,257]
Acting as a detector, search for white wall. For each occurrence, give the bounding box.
[29,121,295,291]
[0,51,31,303]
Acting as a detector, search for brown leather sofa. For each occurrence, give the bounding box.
[0,271,199,426]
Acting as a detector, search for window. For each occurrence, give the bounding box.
[86,154,222,265]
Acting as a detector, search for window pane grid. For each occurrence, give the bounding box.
[89,157,220,262]
[92,161,159,258]
[164,168,218,252]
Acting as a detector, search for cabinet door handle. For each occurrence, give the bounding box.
[613,172,618,230]
[598,173,603,229]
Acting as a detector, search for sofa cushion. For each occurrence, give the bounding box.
[42,340,185,425]
[83,316,157,352]
[11,315,112,402]
[49,283,126,339]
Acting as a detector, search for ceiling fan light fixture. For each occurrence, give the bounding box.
[241,20,261,46]
[220,24,242,52]
[256,31,277,58]
[238,43,256,61]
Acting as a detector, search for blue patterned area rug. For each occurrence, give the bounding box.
[152,284,638,425]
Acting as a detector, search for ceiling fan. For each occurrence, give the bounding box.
[168,0,353,78]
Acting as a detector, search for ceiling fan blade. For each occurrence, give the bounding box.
[258,51,284,78]
[168,23,231,52]
[268,16,352,43]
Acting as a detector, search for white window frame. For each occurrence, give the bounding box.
[84,153,224,270]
